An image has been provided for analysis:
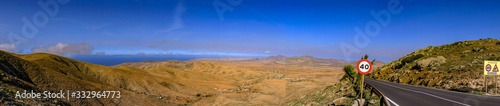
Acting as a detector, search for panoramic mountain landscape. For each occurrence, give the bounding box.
[2,0,500,105]
[2,38,500,105]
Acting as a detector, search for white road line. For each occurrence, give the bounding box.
[370,80,471,106]
[386,97,400,106]
[404,81,492,98]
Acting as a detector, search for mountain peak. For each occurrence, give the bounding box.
[265,54,287,61]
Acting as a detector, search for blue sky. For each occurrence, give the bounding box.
[1,0,500,62]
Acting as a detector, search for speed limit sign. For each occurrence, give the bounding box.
[357,59,372,75]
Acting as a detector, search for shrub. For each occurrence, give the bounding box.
[406,64,412,69]
[469,91,484,95]
[2,76,9,81]
[489,56,500,61]
[496,41,500,45]
[341,65,356,81]
[402,54,425,65]
[461,54,469,57]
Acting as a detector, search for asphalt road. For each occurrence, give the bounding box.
[365,78,500,106]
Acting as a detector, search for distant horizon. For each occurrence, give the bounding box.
[64,38,500,65]
[4,37,499,65]
[70,54,261,66]
[69,53,392,66]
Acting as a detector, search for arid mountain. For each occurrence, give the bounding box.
[265,55,287,61]
[0,50,165,105]
[2,50,363,105]
[291,38,500,105]
[1,50,241,105]
[0,47,386,105]
[113,56,354,105]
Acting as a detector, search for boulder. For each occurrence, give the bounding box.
[417,56,447,69]
[472,47,484,52]
[352,99,367,106]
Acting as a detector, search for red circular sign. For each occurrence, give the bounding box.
[486,64,491,72]
[357,59,372,75]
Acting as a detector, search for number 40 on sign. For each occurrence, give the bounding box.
[357,59,372,75]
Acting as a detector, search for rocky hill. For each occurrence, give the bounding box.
[0,50,237,105]
[370,38,500,94]
[288,38,500,105]
[0,50,167,105]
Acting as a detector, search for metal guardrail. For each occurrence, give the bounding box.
[363,82,391,106]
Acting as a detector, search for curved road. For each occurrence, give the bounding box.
[365,78,500,106]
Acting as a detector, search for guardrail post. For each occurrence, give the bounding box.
[365,81,390,106]
[380,97,384,106]
[369,86,373,99]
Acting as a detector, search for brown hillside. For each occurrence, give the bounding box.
[0,50,164,105]
[116,55,350,105]
[1,49,360,105]
[1,50,239,105]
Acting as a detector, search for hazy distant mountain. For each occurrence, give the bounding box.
[264,55,385,67]
[184,54,385,68]
[265,55,286,61]
[188,54,385,67]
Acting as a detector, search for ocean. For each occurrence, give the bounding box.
[71,55,257,66]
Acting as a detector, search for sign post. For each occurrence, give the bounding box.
[484,60,500,95]
[357,59,372,100]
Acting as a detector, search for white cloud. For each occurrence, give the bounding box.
[0,43,16,51]
[149,45,160,48]
[264,51,271,53]
[159,2,186,32]
[31,43,94,57]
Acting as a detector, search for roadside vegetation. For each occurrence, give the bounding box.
[289,54,381,105]
[370,38,500,95]
[290,38,500,105]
